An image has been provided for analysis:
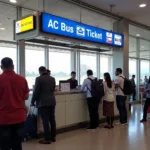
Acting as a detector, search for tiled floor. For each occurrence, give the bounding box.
[23,104,150,150]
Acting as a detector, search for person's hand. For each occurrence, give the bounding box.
[30,103,35,107]
[115,83,119,88]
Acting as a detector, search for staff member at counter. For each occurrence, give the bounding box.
[67,71,78,89]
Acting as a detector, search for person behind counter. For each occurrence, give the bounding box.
[67,71,78,89]
[47,69,51,76]
[31,66,56,144]
[0,57,29,150]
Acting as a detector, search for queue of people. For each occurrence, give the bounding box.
[0,57,133,149]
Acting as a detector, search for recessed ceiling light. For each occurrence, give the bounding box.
[139,3,146,8]
[0,28,6,30]
[9,0,17,3]
[136,34,140,37]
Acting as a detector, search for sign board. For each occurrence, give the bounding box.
[41,12,124,47]
[60,83,70,92]
[15,15,35,34]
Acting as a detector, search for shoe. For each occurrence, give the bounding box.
[121,122,128,126]
[111,125,114,128]
[87,127,96,131]
[104,125,111,129]
[39,139,51,144]
[51,138,56,142]
[140,119,147,123]
[115,122,121,126]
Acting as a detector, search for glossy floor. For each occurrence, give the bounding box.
[23,105,150,150]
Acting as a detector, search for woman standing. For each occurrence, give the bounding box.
[140,77,150,123]
[103,73,115,129]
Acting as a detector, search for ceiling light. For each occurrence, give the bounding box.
[139,3,146,8]
[0,28,6,30]
[136,34,140,37]
[9,0,17,3]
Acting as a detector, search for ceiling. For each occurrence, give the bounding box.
[0,0,150,59]
[82,0,150,27]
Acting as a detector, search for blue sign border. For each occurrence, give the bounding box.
[41,12,124,47]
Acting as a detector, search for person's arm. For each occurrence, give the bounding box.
[24,80,29,100]
[53,78,56,92]
[31,78,40,105]
[144,84,149,92]
[81,79,87,91]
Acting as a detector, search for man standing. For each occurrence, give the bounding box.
[131,75,136,101]
[115,68,128,125]
[67,71,78,89]
[31,66,56,144]
[0,57,29,150]
[81,70,99,130]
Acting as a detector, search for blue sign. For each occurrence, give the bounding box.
[41,13,124,47]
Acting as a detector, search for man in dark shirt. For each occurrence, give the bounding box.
[0,57,29,150]
[67,71,78,89]
[31,66,56,144]
[131,75,136,101]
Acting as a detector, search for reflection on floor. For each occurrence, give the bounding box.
[23,105,150,150]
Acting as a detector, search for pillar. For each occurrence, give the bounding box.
[16,7,26,77]
[113,19,129,78]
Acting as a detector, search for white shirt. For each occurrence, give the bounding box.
[81,75,95,98]
[103,81,115,102]
[116,74,125,96]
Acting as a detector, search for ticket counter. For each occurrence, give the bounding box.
[26,92,119,135]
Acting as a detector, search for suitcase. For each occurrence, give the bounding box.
[24,106,37,141]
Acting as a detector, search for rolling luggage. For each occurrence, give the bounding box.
[24,106,37,141]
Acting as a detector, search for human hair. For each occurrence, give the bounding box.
[132,75,135,78]
[87,70,93,76]
[1,57,14,69]
[116,68,122,74]
[39,66,46,74]
[104,72,112,88]
[71,71,76,75]
[47,69,51,73]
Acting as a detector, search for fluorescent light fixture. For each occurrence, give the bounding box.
[136,34,140,37]
[9,0,17,3]
[0,28,6,30]
[139,3,146,8]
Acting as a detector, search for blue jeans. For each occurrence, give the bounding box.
[116,95,127,123]
[39,106,56,141]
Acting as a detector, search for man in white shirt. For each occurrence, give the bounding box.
[115,68,127,125]
[81,70,99,130]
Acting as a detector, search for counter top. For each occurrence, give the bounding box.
[29,90,84,95]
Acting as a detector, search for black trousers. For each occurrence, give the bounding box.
[143,98,150,120]
[132,88,136,101]
[116,95,127,124]
[0,122,24,150]
[87,98,100,129]
[39,106,56,141]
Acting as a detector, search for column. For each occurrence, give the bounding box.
[96,52,100,79]
[71,50,76,72]
[113,19,129,78]
[16,7,26,76]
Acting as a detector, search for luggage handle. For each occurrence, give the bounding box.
[27,106,35,116]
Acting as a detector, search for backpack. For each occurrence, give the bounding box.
[88,78,104,99]
[119,76,133,95]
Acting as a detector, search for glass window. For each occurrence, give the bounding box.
[140,60,150,85]
[140,39,150,59]
[49,49,71,85]
[80,52,97,83]
[100,56,113,79]
[25,46,45,89]
[129,59,137,83]
[0,43,17,74]
[129,36,137,58]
